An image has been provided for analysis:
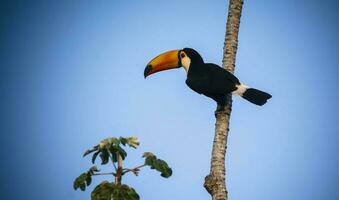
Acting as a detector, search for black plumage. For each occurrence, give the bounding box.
[183,48,271,106]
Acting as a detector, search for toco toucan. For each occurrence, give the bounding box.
[144,48,272,106]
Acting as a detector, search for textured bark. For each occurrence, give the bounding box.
[115,153,123,185]
[204,0,244,200]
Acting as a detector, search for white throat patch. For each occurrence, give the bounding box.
[181,56,191,73]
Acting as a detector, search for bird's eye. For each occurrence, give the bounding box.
[180,53,186,58]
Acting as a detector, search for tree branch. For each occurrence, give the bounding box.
[204,0,244,200]
[115,152,123,185]
[122,164,147,175]
[92,172,116,176]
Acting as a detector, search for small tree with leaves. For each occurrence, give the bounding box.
[73,136,172,200]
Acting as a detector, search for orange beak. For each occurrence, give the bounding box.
[144,50,180,78]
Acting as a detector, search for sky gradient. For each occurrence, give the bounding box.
[1,0,338,200]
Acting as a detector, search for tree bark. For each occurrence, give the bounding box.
[115,153,123,185]
[204,0,244,200]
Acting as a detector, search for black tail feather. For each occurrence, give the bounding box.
[242,88,272,106]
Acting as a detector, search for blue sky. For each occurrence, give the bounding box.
[1,0,338,200]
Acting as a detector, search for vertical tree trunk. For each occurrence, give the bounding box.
[204,0,244,200]
[115,153,123,185]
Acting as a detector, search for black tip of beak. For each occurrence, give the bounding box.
[144,64,152,78]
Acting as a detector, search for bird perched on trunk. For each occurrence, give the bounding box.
[144,48,272,106]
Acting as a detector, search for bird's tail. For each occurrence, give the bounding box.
[233,84,272,106]
[242,88,272,106]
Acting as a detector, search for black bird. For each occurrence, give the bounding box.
[144,48,272,106]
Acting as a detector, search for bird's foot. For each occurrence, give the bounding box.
[215,104,225,116]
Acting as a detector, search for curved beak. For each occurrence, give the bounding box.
[144,50,180,78]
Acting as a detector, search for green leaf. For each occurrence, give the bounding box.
[99,137,119,150]
[121,137,139,149]
[109,145,127,162]
[120,184,140,200]
[111,148,118,162]
[91,181,114,200]
[91,182,139,200]
[73,173,87,191]
[142,152,154,158]
[100,149,109,165]
[144,156,155,167]
[86,175,92,186]
[84,136,139,165]
[80,183,86,191]
[120,137,128,146]
[92,151,100,164]
[116,146,127,160]
[143,153,172,178]
[109,146,118,162]
[83,145,99,157]
[74,166,98,191]
[157,159,172,178]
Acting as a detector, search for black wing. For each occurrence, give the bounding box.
[186,63,240,95]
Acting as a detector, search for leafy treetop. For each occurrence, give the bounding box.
[74,136,172,200]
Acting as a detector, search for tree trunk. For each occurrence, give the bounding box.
[204,0,244,200]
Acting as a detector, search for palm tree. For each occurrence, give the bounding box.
[203,0,244,200]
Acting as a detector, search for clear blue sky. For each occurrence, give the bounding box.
[1,0,338,199]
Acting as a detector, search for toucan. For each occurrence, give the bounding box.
[144,48,272,106]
